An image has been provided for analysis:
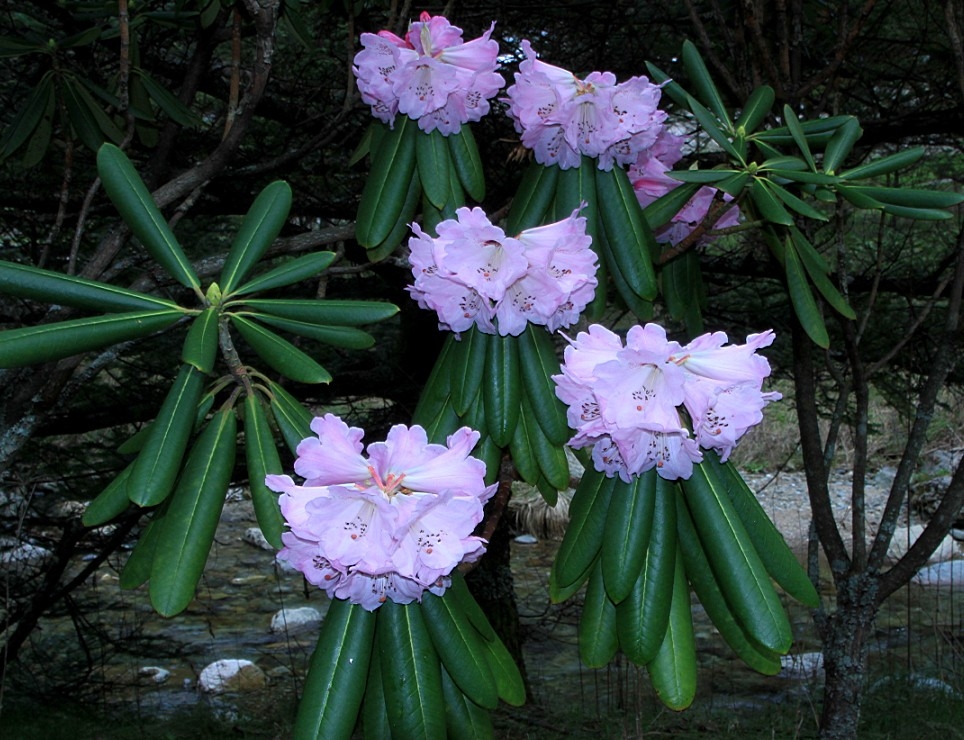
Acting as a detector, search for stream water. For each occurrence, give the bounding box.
[12,490,964,733]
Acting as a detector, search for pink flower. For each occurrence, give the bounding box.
[504,40,666,170]
[353,13,504,134]
[553,323,780,480]
[408,206,597,336]
[266,415,495,610]
[628,129,741,244]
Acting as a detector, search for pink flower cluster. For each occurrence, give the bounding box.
[629,129,741,245]
[553,323,781,481]
[266,415,495,610]
[353,12,504,135]
[408,206,598,336]
[503,40,667,170]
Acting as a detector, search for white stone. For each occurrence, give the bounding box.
[514,534,538,545]
[242,527,275,551]
[138,665,171,684]
[198,659,266,694]
[913,559,964,587]
[270,606,322,634]
[778,651,824,679]
[887,524,959,564]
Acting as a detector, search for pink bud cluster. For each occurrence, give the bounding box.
[352,12,504,135]
[629,129,741,245]
[266,416,495,611]
[553,323,781,481]
[408,206,598,336]
[503,40,667,170]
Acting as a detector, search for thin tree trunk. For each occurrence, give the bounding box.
[817,574,879,740]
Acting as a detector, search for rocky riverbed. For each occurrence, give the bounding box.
[6,464,964,731]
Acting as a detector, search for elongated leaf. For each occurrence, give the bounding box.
[362,649,390,739]
[378,600,446,740]
[594,165,658,301]
[0,259,179,312]
[219,181,292,294]
[237,298,398,326]
[782,234,830,347]
[181,307,219,373]
[420,590,499,710]
[150,408,236,616]
[453,337,489,425]
[417,128,452,210]
[601,470,655,604]
[681,462,793,653]
[578,560,619,667]
[133,68,203,128]
[128,364,206,506]
[844,186,963,210]
[880,203,955,221]
[749,178,794,225]
[735,85,774,133]
[0,75,54,160]
[244,312,374,349]
[268,380,313,453]
[506,161,558,233]
[97,144,200,291]
[702,451,819,607]
[822,117,862,174]
[667,169,738,184]
[439,666,494,739]
[509,398,539,484]
[675,493,782,674]
[642,182,701,231]
[551,467,616,592]
[517,325,570,446]
[411,335,455,431]
[753,115,853,145]
[366,167,422,262]
[782,104,816,171]
[356,117,418,248]
[448,127,485,202]
[231,314,331,384]
[0,309,182,368]
[686,95,743,162]
[230,252,336,297]
[295,599,375,740]
[644,61,689,109]
[646,549,697,710]
[765,179,828,221]
[788,229,856,319]
[62,78,118,151]
[244,393,284,549]
[767,169,839,186]
[836,184,885,209]
[839,147,924,180]
[482,331,521,448]
[523,393,570,492]
[119,505,166,589]
[682,40,731,125]
[662,249,705,335]
[83,463,134,526]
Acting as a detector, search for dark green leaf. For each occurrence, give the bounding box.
[642,182,700,231]
[231,315,331,384]
[667,169,739,184]
[181,307,219,374]
[448,126,485,202]
[843,186,963,210]
[686,95,743,161]
[822,117,862,174]
[782,104,816,171]
[839,147,925,180]
[244,312,374,349]
[128,364,206,507]
[735,85,774,133]
[0,75,54,160]
[237,298,398,326]
[97,144,201,291]
[417,128,452,210]
[506,161,559,233]
[765,180,828,221]
[133,69,203,128]
[244,393,285,552]
[0,309,182,368]
[230,252,336,296]
[788,228,856,319]
[83,463,134,526]
[268,380,313,453]
[150,408,236,616]
[355,117,418,248]
[782,235,830,347]
[219,181,292,294]
[682,40,732,125]
[749,178,794,225]
[0,259,180,312]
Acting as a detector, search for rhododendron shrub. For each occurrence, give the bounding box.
[267,415,495,610]
[553,323,781,481]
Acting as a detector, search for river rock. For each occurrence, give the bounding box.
[887,524,960,563]
[243,527,275,551]
[913,559,964,587]
[198,659,266,694]
[270,606,322,634]
[137,665,171,684]
[778,651,824,679]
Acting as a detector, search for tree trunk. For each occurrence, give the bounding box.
[817,574,880,740]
